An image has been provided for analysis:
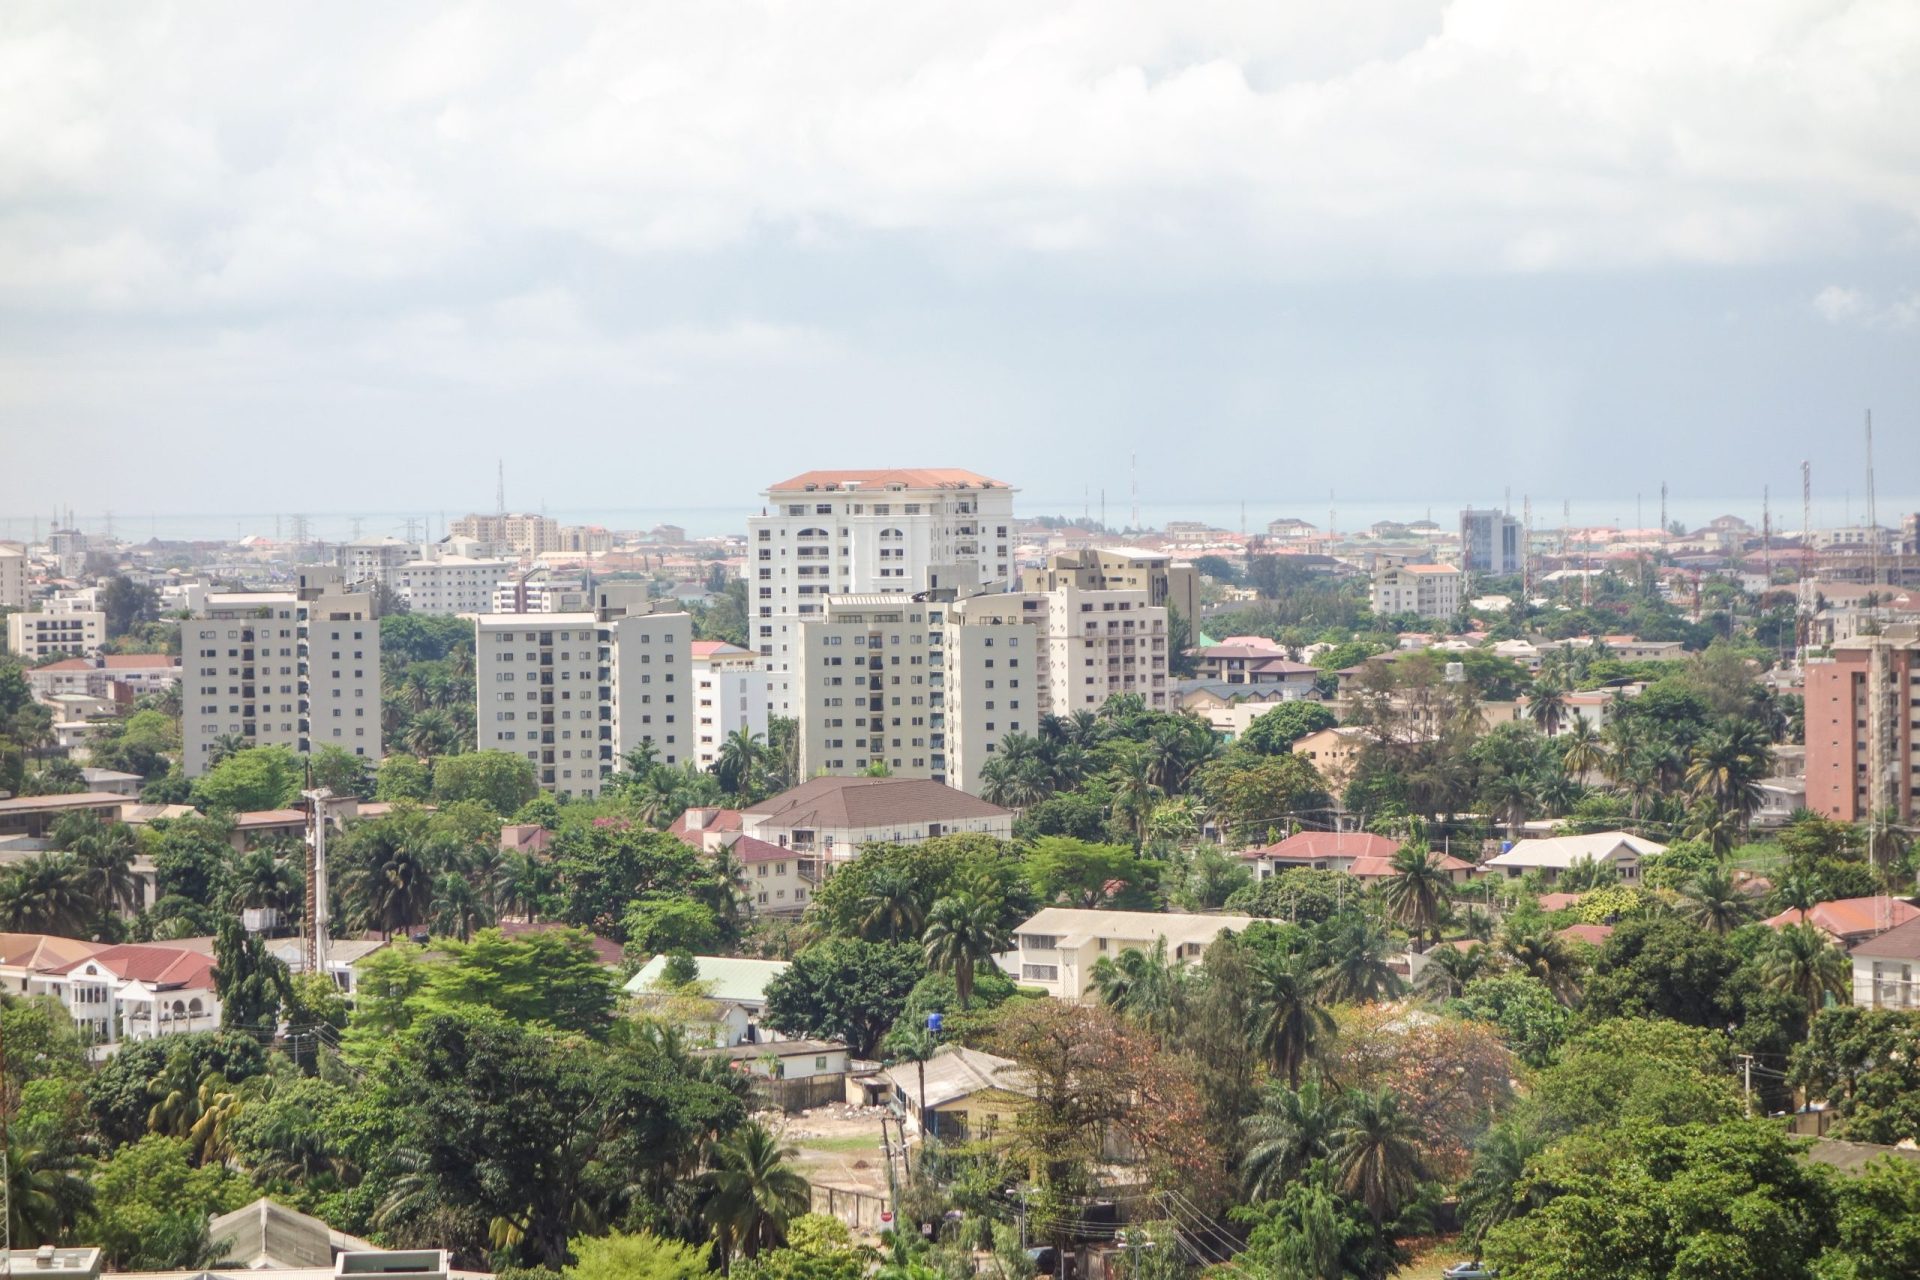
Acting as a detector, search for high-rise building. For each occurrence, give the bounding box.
[1459,508,1523,574]
[393,556,517,614]
[0,546,27,609]
[794,583,1167,795]
[474,589,692,800]
[6,609,106,660]
[1020,547,1201,628]
[747,469,1016,715]
[691,641,771,773]
[1806,625,1920,822]
[1370,563,1464,620]
[450,512,562,558]
[182,574,382,777]
[335,536,417,587]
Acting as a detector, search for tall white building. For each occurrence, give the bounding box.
[794,583,1167,795]
[1371,563,1463,620]
[474,593,693,799]
[747,469,1016,715]
[451,512,561,557]
[394,556,517,615]
[335,537,417,587]
[6,609,106,660]
[691,641,771,772]
[491,571,590,614]
[0,547,27,609]
[181,580,382,777]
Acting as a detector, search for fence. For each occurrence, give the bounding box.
[751,1073,848,1113]
[812,1183,892,1231]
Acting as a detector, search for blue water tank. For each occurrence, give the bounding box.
[927,1012,943,1033]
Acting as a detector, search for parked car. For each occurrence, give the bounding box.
[1443,1263,1495,1280]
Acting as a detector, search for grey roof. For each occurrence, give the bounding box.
[1852,915,1920,961]
[881,1045,1033,1110]
[1175,680,1307,703]
[208,1197,377,1269]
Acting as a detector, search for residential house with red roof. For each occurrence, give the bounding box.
[1764,896,1920,948]
[25,937,221,1049]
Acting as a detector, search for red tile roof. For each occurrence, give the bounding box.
[1537,892,1586,912]
[1764,897,1920,941]
[50,942,216,988]
[102,654,179,669]
[768,469,1009,492]
[669,807,743,848]
[1346,853,1474,879]
[1247,831,1400,861]
[729,835,794,865]
[1558,923,1615,947]
[691,640,752,658]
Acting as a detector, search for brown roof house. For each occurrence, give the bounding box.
[741,776,1012,860]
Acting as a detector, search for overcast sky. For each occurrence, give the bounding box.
[3,0,1918,527]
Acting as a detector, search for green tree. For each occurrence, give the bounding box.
[1239,1079,1336,1200]
[1198,754,1331,845]
[1313,917,1404,1005]
[564,1231,710,1280]
[761,940,925,1057]
[193,745,303,813]
[1249,953,1335,1088]
[1025,836,1149,908]
[921,888,1011,1008]
[431,751,540,815]
[1678,864,1755,935]
[622,896,724,958]
[1378,842,1451,950]
[1329,1087,1424,1232]
[415,928,616,1037]
[1764,921,1850,1026]
[1235,702,1337,756]
[212,915,292,1033]
[1458,1118,1548,1247]
[309,744,375,799]
[3,1133,90,1247]
[702,1122,811,1264]
[376,754,432,802]
[0,852,94,934]
[79,1135,249,1269]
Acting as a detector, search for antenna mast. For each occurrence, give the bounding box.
[1129,454,1138,531]
[496,458,507,518]
[1866,411,1879,590]
[1522,494,1533,603]
[1762,486,1772,584]
[1660,482,1668,536]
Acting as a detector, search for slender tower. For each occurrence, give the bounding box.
[1866,411,1880,590]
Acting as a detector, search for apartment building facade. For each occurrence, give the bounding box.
[491,572,589,614]
[181,583,382,777]
[1460,508,1522,574]
[394,556,517,615]
[794,584,1168,795]
[0,546,26,609]
[451,512,562,557]
[1806,626,1920,822]
[336,537,416,587]
[7,609,106,660]
[474,600,692,799]
[1021,547,1201,629]
[691,641,771,772]
[1370,562,1463,620]
[747,469,1016,714]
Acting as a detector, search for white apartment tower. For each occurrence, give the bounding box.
[0,547,27,609]
[7,610,106,660]
[691,641,771,772]
[182,581,382,777]
[393,557,518,615]
[474,591,693,800]
[794,584,1168,796]
[747,469,1016,714]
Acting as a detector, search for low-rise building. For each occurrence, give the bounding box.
[7,609,106,660]
[1482,831,1665,884]
[1007,907,1256,1000]
[732,835,819,913]
[625,953,792,1047]
[1290,726,1370,793]
[1764,897,1920,948]
[882,1044,1032,1140]
[5,936,222,1048]
[1188,641,1318,689]
[1239,830,1399,879]
[740,776,1013,859]
[25,653,182,700]
[1850,916,1920,1008]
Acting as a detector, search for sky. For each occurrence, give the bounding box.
[2,0,1918,530]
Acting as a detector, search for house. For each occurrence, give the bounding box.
[1176,682,1316,739]
[1289,726,1370,793]
[624,953,791,1047]
[1849,916,1920,1008]
[1239,831,1399,880]
[1188,643,1320,691]
[700,1037,850,1081]
[78,768,144,797]
[882,1044,1033,1140]
[1482,831,1666,884]
[670,806,743,853]
[1007,907,1256,1000]
[1764,897,1920,948]
[741,776,1013,859]
[1345,852,1476,885]
[37,939,221,1049]
[498,823,552,856]
[731,835,820,913]
[0,792,127,839]
[266,937,391,1001]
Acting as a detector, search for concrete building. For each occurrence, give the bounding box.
[624,953,791,1046]
[1370,563,1463,620]
[740,775,1013,858]
[491,570,590,614]
[1188,641,1318,689]
[26,653,181,699]
[1850,916,1920,1008]
[474,591,692,799]
[1007,907,1257,1001]
[451,511,562,557]
[7,609,106,659]
[691,640,770,772]
[181,580,382,777]
[335,536,416,587]
[1482,831,1665,883]
[748,468,1016,714]
[1806,626,1920,822]
[0,545,28,609]
[1460,508,1523,574]
[393,556,517,615]
[1021,547,1200,630]
[0,935,221,1049]
[794,584,1167,793]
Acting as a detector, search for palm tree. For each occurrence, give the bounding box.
[1380,843,1452,951]
[431,870,492,941]
[1527,682,1566,736]
[1559,718,1605,780]
[713,728,766,799]
[0,852,95,935]
[494,850,552,921]
[1684,802,1743,856]
[921,889,1010,1008]
[1241,1079,1337,1200]
[187,1076,244,1165]
[146,1049,209,1137]
[1415,943,1491,999]
[1108,748,1162,849]
[346,842,436,937]
[858,868,926,942]
[1482,770,1540,839]
[1249,954,1336,1088]
[1313,918,1406,1005]
[1500,921,1582,1004]
[1330,1088,1425,1231]
[230,846,302,918]
[1678,865,1754,936]
[1460,1119,1548,1245]
[208,732,250,767]
[883,1023,937,1136]
[701,1123,811,1264]
[402,708,459,761]
[1090,938,1188,1041]
[57,814,141,918]
[1764,921,1850,1026]
[3,1134,91,1246]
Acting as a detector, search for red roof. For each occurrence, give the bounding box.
[102,654,179,669]
[768,469,1009,492]
[729,835,794,865]
[1558,924,1615,947]
[1248,831,1400,862]
[1537,892,1586,912]
[1346,853,1474,879]
[691,640,751,659]
[669,807,743,848]
[50,942,216,988]
[1764,897,1920,941]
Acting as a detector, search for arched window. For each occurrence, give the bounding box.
[797,527,828,539]
[188,998,204,1014]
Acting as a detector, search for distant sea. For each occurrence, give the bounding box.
[4,494,1914,546]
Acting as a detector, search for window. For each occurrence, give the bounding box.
[1022,964,1059,982]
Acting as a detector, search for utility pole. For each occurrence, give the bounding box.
[1738,1054,1754,1117]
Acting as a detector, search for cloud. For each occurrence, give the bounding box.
[1814,284,1919,328]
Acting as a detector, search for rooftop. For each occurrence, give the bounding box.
[1852,914,1920,961]
[1247,831,1399,862]
[744,776,1010,830]
[881,1045,1032,1110]
[767,468,1010,493]
[1485,831,1667,869]
[1769,897,1920,941]
[1015,907,1255,949]
[625,954,790,1002]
